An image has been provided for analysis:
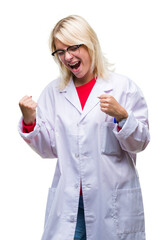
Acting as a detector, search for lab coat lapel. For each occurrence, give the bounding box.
[60,77,114,120]
[79,78,113,123]
[59,79,82,114]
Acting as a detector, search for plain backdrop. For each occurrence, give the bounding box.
[0,0,167,239]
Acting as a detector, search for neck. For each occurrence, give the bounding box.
[73,73,95,87]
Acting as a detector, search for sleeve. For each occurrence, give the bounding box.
[113,80,150,154]
[22,120,36,133]
[18,84,57,159]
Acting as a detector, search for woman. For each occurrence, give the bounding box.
[18,15,150,240]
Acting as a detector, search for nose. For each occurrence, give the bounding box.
[64,51,73,61]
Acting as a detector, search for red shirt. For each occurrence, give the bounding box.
[75,78,96,109]
[22,120,36,133]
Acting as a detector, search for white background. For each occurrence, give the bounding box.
[0,0,167,239]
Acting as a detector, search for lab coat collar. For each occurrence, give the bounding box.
[59,77,114,122]
[59,77,82,113]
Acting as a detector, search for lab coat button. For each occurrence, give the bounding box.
[70,216,75,222]
[74,184,78,189]
[75,153,79,158]
[82,153,88,157]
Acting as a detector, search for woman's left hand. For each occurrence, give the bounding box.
[98,94,128,122]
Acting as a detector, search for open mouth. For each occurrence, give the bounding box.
[68,61,81,70]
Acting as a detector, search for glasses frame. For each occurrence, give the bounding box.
[51,44,83,57]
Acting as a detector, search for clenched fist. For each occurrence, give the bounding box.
[19,96,37,125]
[99,94,128,122]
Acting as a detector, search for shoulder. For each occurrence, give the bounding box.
[109,72,136,89]
[42,78,62,93]
[99,71,139,94]
[37,77,63,106]
[39,77,62,98]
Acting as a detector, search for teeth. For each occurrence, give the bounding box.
[69,61,79,66]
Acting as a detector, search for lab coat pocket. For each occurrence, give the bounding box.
[101,122,122,156]
[114,188,145,236]
[44,188,56,227]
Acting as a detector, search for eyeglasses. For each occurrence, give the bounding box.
[51,44,83,58]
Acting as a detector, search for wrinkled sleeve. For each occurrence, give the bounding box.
[113,81,150,154]
[18,85,57,159]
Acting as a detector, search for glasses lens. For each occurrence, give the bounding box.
[56,50,64,57]
[68,45,80,55]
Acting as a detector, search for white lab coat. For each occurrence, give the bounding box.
[18,72,150,240]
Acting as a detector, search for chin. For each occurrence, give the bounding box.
[73,72,85,79]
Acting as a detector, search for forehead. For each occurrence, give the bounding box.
[55,39,71,50]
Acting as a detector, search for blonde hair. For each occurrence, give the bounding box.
[50,15,111,89]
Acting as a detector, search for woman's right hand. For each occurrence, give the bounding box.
[19,96,37,125]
